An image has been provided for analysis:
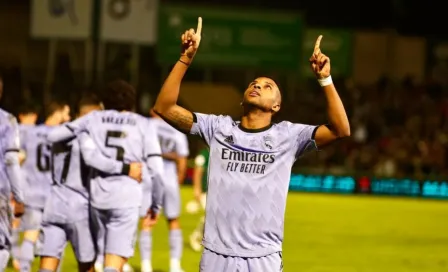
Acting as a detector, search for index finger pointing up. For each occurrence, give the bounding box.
[196,17,202,36]
[314,35,323,54]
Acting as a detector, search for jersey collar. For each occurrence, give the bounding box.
[237,123,273,133]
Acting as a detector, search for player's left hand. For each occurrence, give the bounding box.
[309,35,331,79]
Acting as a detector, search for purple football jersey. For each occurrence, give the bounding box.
[190,113,317,257]
[48,110,164,210]
[150,118,189,178]
[0,108,24,205]
[21,125,54,209]
[45,133,127,223]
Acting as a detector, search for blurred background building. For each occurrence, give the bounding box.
[1,0,447,187]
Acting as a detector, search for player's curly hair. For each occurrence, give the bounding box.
[101,80,136,111]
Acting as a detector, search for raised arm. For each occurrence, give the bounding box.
[309,35,350,147]
[153,17,203,134]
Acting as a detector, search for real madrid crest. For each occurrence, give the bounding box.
[263,135,274,151]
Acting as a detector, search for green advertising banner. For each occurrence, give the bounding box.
[157,5,304,70]
[302,28,353,78]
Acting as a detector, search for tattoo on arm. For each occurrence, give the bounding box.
[155,106,193,134]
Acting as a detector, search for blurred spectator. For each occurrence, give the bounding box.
[289,77,448,179]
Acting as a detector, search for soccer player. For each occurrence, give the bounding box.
[47,80,165,272]
[189,145,209,252]
[18,103,39,126]
[10,103,39,270]
[153,18,350,271]
[37,93,143,272]
[139,109,189,272]
[19,101,71,272]
[0,74,25,270]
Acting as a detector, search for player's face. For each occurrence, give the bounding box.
[59,105,71,123]
[242,77,281,113]
[19,113,38,125]
[78,104,101,118]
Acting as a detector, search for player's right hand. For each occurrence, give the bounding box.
[13,201,25,217]
[180,17,202,60]
[129,162,142,183]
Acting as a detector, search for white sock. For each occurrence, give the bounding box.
[94,262,104,272]
[141,259,152,272]
[170,258,181,270]
[122,263,133,272]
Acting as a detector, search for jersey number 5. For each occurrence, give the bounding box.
[105,130,126,161]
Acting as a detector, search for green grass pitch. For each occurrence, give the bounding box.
[6,187,448,271]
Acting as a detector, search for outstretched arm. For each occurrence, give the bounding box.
[48,112,94,143]
[153,17,203,133]
[309,35,350,147]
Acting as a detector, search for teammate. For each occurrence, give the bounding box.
[153,18,350,271]
[18,103,39,127]
[47,80,165,272]
[19,101,71,272]
[139,109,189,272]
[10,103,39,271]
[189,145,209,252]
[37,93,143,272]
[0,74,25,270]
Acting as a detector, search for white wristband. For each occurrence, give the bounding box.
[318,76,333,87]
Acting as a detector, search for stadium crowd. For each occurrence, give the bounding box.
[281,77,448,179]
[2,65,447,181]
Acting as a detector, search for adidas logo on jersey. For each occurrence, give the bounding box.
[224,135,234,144]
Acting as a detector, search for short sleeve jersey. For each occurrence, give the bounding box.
[190,112,317,257]
[150,118,189,179]
[0,109,21,204]
[63,110,162,209]
[21,125,53,209]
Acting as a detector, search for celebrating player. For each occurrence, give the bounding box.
[37,93,143,272]
[153,18,350,271]
[9,103,40,270]
[0,74,25,270]
[19,101,71,272]
[139,109,189,272]
[47,80,165,272]
[189,145,209,252]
